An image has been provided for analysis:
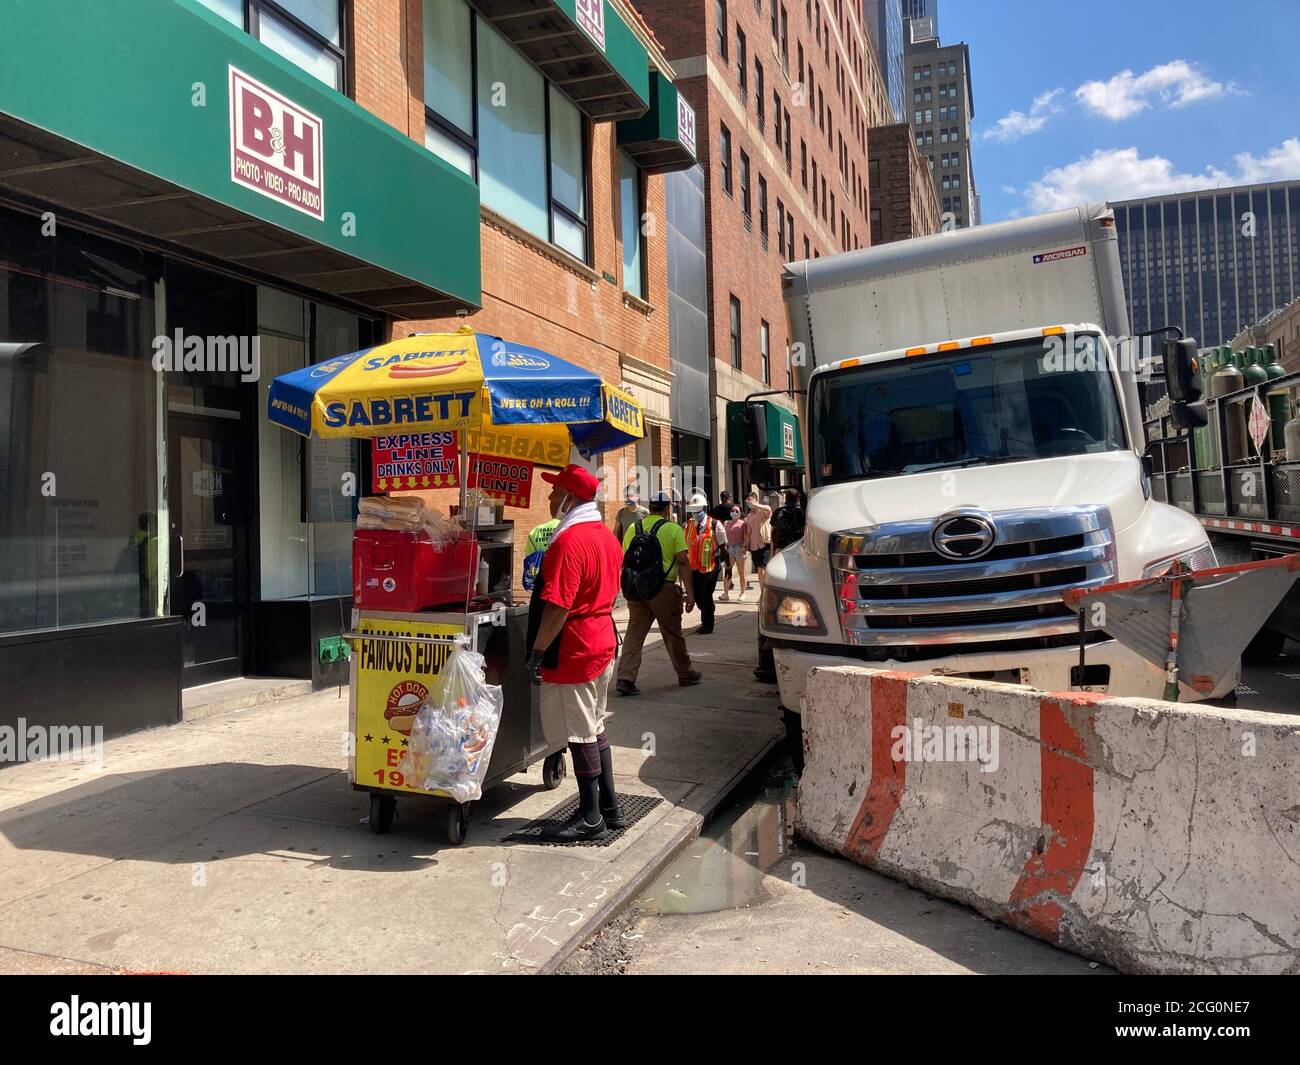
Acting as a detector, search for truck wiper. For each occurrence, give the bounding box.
[903,457,998,474]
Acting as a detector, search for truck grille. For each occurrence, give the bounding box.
[830,506,1115,647]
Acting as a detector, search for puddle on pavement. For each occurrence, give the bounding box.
[638,771,798,916]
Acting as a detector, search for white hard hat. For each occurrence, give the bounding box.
[685,492,708,513]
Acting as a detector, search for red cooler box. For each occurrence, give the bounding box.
[352,529,479,611]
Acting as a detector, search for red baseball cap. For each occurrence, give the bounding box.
[541,463,600,501]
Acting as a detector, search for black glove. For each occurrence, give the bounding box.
[525,649,544,685]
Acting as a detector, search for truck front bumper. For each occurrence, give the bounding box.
[773,638,1239,712]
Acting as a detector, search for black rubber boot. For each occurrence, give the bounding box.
[541,747,606,842]
[596,735,625,829]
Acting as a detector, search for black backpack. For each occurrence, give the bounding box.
[621,517,668,603]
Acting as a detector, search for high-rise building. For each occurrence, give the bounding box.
[868,122,941,243]
[864,0,906,122]
[634,0,902,497]
[906,0,938,36]
[904,17,977,229]
[1114,180,1300,348]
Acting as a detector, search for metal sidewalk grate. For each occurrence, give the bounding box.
[507,793,664,847]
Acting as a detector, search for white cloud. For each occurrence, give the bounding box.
[1074,61,1230,120]
[1022,139,1300,213]
[983,87,1063,143]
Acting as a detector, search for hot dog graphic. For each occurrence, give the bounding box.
[388,359,467,380]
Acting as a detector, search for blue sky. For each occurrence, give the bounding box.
[941,0,1300,222]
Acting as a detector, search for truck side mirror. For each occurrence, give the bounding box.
[751,458,778,489]
[741,404,767,461]
[1163,337,1203,403]
[1169,400,1208,429]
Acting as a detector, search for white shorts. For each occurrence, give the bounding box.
[540,660,615,744]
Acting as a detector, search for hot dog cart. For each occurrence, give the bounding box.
[267,328,645,844]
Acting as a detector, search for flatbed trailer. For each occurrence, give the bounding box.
[1144,366,1300,658]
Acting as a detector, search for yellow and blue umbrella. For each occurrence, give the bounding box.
[267,328,644,467]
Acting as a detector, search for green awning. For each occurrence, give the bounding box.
[727,400,805,467]
[470,0,649,121]
[617,72,697,174]
[0,0,481,317]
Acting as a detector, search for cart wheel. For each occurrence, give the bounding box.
[541,750,567,790]
[369,793,396,835]
[447,802,471,845]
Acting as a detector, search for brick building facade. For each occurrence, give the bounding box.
[868,121,940,244]
[632,0,917,496]
[351,0,683,577]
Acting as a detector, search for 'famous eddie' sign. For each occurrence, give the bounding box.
[229,66,325,221]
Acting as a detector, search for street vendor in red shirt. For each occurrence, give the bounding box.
[525,463,625,841]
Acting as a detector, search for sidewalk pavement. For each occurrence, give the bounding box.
[0,587,780,975]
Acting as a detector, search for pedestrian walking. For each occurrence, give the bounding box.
[612,484,648,543]
[712,491,735,599]
[525,464,625,841]
[742,490,773,585]
[685,493,726,634]
[724,504,748,599]
[615,489,702,696]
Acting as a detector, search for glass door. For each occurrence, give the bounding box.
[169,414,242,686]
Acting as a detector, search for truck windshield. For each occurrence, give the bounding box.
[810,335,1126,487]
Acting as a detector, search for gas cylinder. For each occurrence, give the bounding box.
[1213,351,1248,463]
[1193,348,1218,468]
[1243,346,1269,387]
[1263,344,1291,455]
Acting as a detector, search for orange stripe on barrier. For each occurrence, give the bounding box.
[1007,694,1099,940]
[842,673,911,862]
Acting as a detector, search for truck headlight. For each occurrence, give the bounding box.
[761,588,825,633]
[1141,543,1216,578]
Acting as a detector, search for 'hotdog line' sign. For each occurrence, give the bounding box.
[229,66,325,221]
[468,454,534,509]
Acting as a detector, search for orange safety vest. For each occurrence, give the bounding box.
[686,516,719,572]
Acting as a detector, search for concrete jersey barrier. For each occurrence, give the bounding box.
[796,666,1300,975]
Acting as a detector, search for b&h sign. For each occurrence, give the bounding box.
[228,66,325,221]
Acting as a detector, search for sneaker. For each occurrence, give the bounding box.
[719,591,730,602]
[678,669,703,687]
[697,625,713,635]
[540,813,607,842]
[615,679,641,697]
[601,804,627,830]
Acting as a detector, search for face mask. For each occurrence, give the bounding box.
[696,511,708,527]
[730,510,740,520]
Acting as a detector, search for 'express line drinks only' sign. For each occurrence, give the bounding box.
[228,66,325,221]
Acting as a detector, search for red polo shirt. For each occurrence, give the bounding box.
[539,520,623,684]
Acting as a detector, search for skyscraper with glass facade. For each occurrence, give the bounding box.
[865,0,906,123]
[905,0,938,36]
[1114,180,1300,348]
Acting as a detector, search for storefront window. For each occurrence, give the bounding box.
[477,18,548,240]
[256,288,369,601]
[423,0,475,177]
[421,0,591,263]
[195,0,345,91]
[621,152,645,299]
[0,207,164,635]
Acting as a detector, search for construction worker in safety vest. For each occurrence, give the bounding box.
[684,492,727,635]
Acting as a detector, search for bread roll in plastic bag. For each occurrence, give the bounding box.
[401,646,503,802]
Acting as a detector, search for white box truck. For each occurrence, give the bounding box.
[760,202,1232,725]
